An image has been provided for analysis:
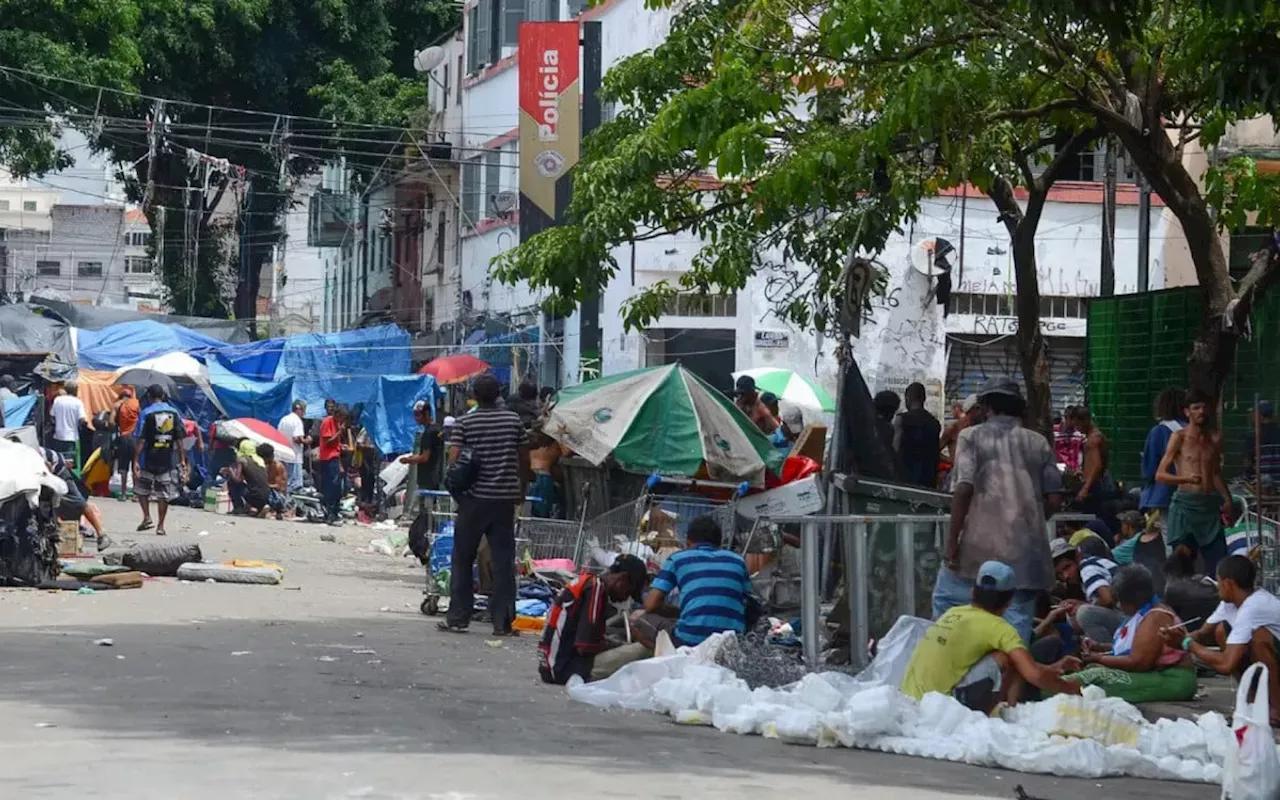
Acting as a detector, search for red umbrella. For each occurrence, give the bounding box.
[418,353,490,385]
[219,418,301,463]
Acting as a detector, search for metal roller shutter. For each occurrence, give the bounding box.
[945,335,1086,414]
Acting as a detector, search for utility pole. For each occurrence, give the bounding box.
[1100,137,1117,297]
[272,118,291,336]
[578,21,604,378]
[1137,171,1151,292]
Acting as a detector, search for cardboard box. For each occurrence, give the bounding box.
[204,487,232,514]
[738,475,825,520]
[57,520,81,557]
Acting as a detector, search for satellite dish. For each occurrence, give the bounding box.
[413,47,446,74]
[490,191,517,215]
[910,238,955,277]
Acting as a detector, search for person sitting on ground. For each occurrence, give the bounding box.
[1112,510,1170,593]
[538,554,650,685]
[259,443,289,520]
[1163,555,1280,725]
[902,560,1082,713]
[632,515,752,648]
[222,439,271,517]
[1160,542,1220,632]
[43,446,110,550]
[1048,537,1125,644]
[1065,564,1197,703]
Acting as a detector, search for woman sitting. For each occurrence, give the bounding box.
[221,439,271,517]
[1065,563,1197,703]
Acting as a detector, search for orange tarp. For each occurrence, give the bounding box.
[76,369,125,418]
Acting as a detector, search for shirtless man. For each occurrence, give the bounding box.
[1074,407,1110,503]
[1157,390,1233,574]
[528,429,565,518]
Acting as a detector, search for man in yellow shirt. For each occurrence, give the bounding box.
[902,560,1082,712]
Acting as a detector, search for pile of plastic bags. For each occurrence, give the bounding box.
[567,622,1237,785]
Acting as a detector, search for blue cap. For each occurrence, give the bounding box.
[976,561,1016,593]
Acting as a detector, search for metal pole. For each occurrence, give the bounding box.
[577,21,604,376]
[896,521,916,619]
[1101,138,1117,297]
[1137,172,1151,292]
[800,519,821,667]
[850,521,870,669]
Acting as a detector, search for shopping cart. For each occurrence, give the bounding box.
[414,487,591,615]
[580,474,748,568]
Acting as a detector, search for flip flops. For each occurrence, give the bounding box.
[136,520,154,532]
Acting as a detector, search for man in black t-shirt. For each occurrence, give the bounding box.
[133,385,187,536]
[895,382,942,489]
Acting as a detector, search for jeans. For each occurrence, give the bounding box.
[285,461,302,493]
[228,479,247,513]
[1075,604,1127,644]
[1200,532,1228,577]
[446,496,517,632]
[932,566,1038,644]
[320,458,342,520]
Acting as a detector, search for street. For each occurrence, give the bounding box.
[0,502,1212,800]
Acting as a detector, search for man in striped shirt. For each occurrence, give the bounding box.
[439,373,530,636]
[1050,537,1124,645]
[634,515,752,647]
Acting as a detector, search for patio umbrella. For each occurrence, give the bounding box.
[418,353,490,385]
[113,369,178,399]
[112,351,226,415]
[217,417,301,463]
[544,363,782,486]
[732,367,835,413]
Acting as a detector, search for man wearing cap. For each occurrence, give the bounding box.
[937,376,1064,644]
[399,400,442,519]
[538,554,650,684]
[1049,537,1124,643]
[734,375,778,435]
[903,560,1082,712]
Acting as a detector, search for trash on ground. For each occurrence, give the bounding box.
[93,638,113,646]
[231,651,252,656]
[352,648,377,655]
[175,561,284,585]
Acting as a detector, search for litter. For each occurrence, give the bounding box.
[34,723,56,729]
[198,531,209,537]
[75,587,96,595]
[231,651,252,656]
[175,562,284,585]
[92,638,113,647]
[485,640,503,648]
[352,649,377,655]
[317,656,339,663]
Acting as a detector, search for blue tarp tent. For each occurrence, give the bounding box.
[207,361,296,424]
[372,375,437,455]
[275,324,411,413]
[3,394,37,427]
[77,320,227,370]
[213,336,286,381]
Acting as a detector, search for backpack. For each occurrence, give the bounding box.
[445,447,481,499]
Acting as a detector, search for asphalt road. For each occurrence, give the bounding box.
[0,502,1215,800]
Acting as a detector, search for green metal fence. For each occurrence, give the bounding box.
[1088,287,1280,485]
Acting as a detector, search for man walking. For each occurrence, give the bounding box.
[112,387,141,500]
[316,404,345,524]
[277,399,309,493]
[133,385,185,536]
[439,373,529,636]
[895,381,941,488]
[937,376,1064,643]
[51,381,91,464]
[1157,390,1232,575]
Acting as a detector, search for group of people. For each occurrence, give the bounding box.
[902,375,1280,724]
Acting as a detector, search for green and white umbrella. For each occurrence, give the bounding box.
[733,367,835,413]
[545,364,782,486]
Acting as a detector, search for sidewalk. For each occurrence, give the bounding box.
[1139,674,1235,723]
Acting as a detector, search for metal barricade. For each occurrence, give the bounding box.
[767,511,1097,670]
[580,474,746,560]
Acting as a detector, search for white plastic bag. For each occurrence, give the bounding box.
[1222,663,1280,800]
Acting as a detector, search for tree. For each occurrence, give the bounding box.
[0,0,457,320]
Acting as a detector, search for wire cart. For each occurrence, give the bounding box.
[414,488,590,615]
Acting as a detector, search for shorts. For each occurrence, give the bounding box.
[632,612,683,648]
[952,654,1003,712]
[114,435,137,470]
[58,476,88,520]
[135,469,181,502]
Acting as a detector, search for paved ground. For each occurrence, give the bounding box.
[0,502,1216,800]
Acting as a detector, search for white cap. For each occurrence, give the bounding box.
[442,415,457,427]
[961,394,979,413]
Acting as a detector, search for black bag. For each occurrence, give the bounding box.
[445,447,480,499]
[408,510,431,564]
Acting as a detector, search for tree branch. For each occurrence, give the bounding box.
[1234,238,1280,326]
[987,98,1081,122]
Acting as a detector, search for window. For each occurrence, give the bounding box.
[77,261,104,277]
[456,55,464,103]
[502,0,526,47]
[948,293,1088,319]
[22,200,36,212]
[663,293,737,317]
[36,260,60,276]
[484,150,502,217]
[441,63,450,109]
[466,6,479,72]
[126,231,152,247]
[567,0,589,16]
[461,159,482,227]
[468,0,497,73]
[0,200,9,211]
[436,210,447,266]
[125,256,153,274]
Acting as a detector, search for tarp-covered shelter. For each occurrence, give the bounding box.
[211,337,286,382]
[276,324,411,412]
[76,321,228,371]
[28,298,251,343]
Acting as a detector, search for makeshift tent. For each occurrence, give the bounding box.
[370,375,437,454]
[77,321,227,371]
[207,361,296,424]
[212,336,286,381]
[28,298,251,343]
[275,324,411,413]
[2,394,38,427]
[76,369,126,418]
[0,305,75,361]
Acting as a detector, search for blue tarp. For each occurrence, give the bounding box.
[3,394,37,427]
[213,337,286,381]
[77,320,227,370]
[207,361,296,424]
[275,324,411,413]
[372,375,437,455]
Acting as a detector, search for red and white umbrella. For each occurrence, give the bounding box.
[418,353,489,385]
[218,418,301,463]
